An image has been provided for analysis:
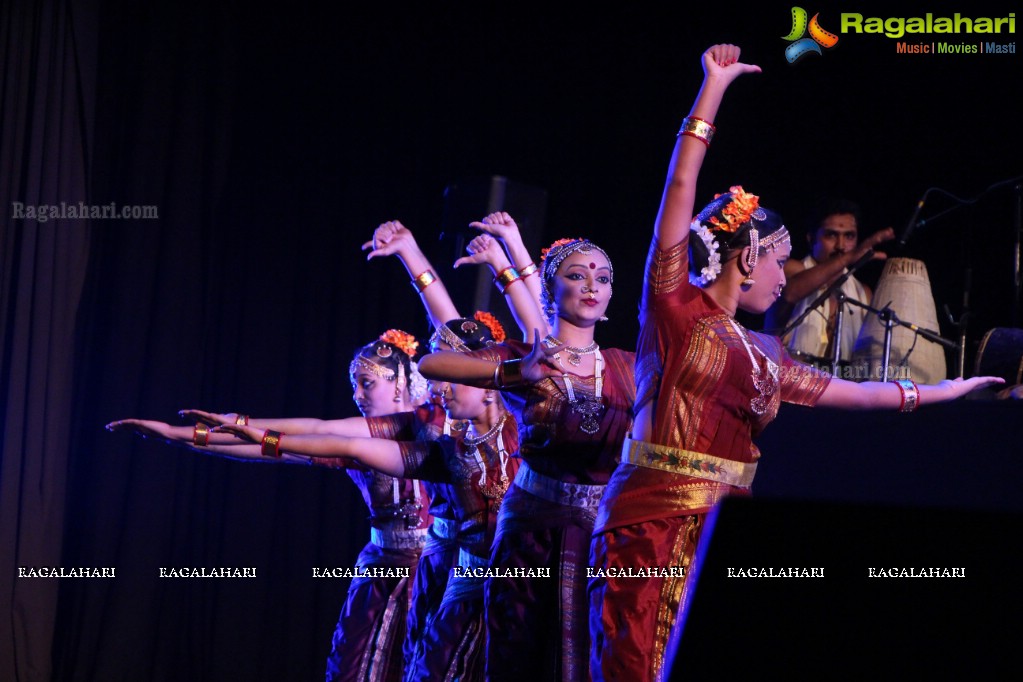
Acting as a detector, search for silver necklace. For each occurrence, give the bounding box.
[727,319,778,416]
[545,334,599,366]
[560,348,605,435]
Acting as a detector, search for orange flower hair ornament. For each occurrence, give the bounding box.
[540,238,584,267]
[474,311,506,344]
[379,329,419,358]
[707,185,761,234]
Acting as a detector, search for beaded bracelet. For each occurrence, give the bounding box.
[678,116,716,146]
[261,429,284,458]
[192,423,209,446]
[412,270,437,293]
[895,379,920,413]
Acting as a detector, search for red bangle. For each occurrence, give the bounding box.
[261,429,284,458]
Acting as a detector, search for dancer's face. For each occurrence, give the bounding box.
[552,250,612,326]
[351,364,400,417]
[439,382,490,421]
[428,338,490,421]
[738,242,792,314]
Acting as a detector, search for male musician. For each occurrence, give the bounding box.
[765,198,894,368]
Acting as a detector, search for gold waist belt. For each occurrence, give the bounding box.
[621,438,757,488]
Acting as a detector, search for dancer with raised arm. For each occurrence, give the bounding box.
[588,44,1003,682]
[419,236,635,682]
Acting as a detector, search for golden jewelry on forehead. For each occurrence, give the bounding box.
[349,355,396,381]
[759,226,791,252]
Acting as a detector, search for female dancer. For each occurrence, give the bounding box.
[109,330,434,682]
[588,44,1003,682]
[217,316,518,682]
[418,235,635,682]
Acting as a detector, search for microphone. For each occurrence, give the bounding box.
[898,195,927,247]
[902,321,959,350]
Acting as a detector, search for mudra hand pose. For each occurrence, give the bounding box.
[587,43,1003,682]
[418,236,635,682]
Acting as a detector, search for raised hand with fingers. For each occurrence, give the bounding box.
[453,234,509,270]
[702,43,762,83]
[469,212,520,243]
[360,219,460,329]
[361,220,419,261]
[519,329,565,383]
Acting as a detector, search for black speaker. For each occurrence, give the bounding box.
[438,176,547,334]
[665,496,1022,677]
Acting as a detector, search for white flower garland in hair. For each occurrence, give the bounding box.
[408,361,430,405]
[689,219,722,287]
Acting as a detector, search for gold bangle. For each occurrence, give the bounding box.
[497,359,524,388]
[412,270,437,293]
[193,423,209,446]
[518,262,538,278]
[494,266,521,294]
[261,429,284,458]
[235,414,249,425]
[678,116,716,146]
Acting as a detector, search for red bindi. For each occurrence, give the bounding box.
[589,262,596,269]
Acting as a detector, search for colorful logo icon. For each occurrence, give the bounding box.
[782,7,839,63]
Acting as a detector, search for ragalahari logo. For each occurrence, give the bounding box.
[782,7,839,63]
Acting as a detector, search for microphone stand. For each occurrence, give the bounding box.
[944,268,971,378]
[781,249,877,361]
[840,297,960,382]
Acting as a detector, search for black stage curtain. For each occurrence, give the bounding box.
[49,3,409,681]
[1,1,97,679]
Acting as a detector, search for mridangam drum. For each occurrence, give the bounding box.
[975,327,1023,385]
[852,258,947,384]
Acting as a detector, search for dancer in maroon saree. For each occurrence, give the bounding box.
[588,43,1004,682]
[419,237,634,682]
[217,315,517,682]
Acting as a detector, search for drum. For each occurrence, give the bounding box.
[975,327,1023,385]
[852,258,947,384]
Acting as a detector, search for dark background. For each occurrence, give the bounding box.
[2,1,1020,679]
